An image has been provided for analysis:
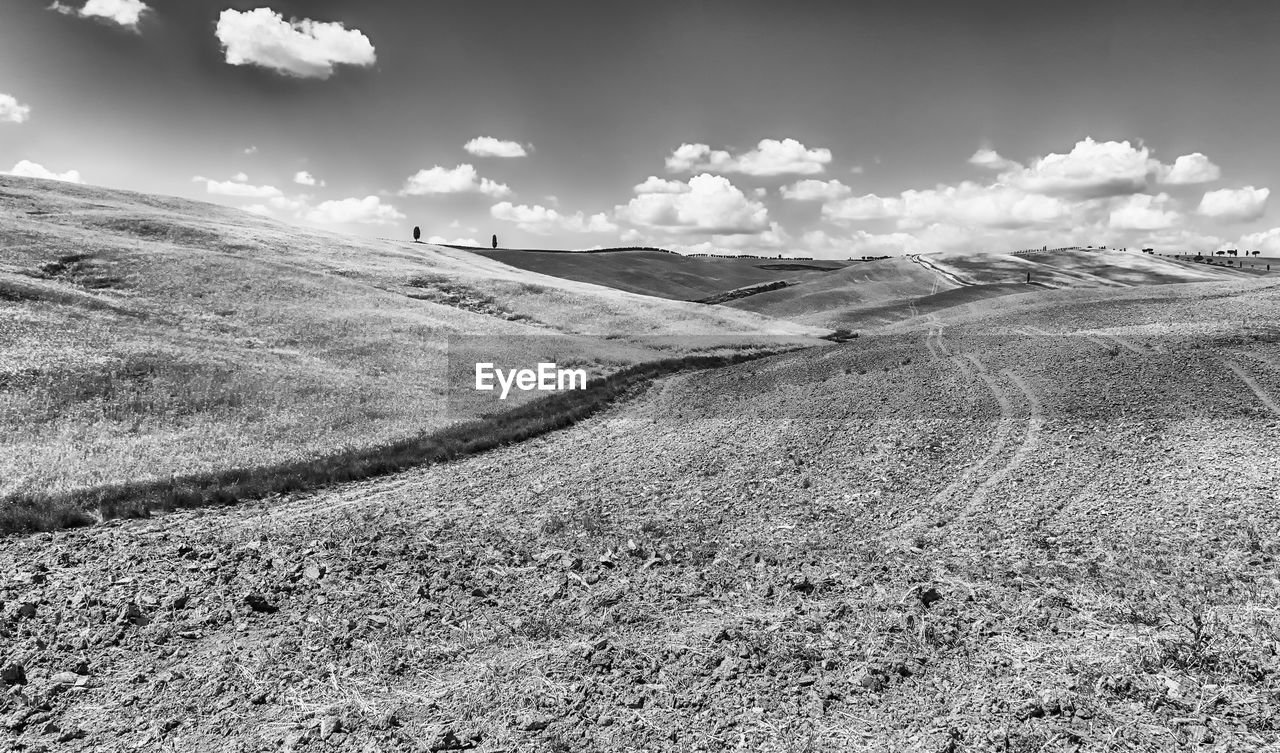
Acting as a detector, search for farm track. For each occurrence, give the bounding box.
[1225,359,1280,416]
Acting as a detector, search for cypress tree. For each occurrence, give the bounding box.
[413,226,421,242]
[492,234,498,249]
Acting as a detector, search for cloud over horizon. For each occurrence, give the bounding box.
[401,164,511,198]
[665,139,832,176]
[491,202,616,234]
[4,160,83,183]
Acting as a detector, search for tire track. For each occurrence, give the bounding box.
[1082,331,1146,355]
[923,355,1017,516]
[963,369,1044,515]
[1225,360,1280,416]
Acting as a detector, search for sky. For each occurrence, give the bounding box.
[3,0,1280,258]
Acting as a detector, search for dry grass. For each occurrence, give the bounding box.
[0,176,823,517]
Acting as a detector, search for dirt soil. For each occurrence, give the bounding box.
[2,280,1279,752]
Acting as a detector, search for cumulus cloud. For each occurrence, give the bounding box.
[1108,193,1181,230]
[193,175,283,199]
[294,170,325,187]
[0,94,31,124]
[243,145,258,155]
[215,8,376,79]
[305,196,403,225]
[426,235,481,246]
[463,137,528,159]
[1160,153,1221,185]
[401,164,511,198]
[1240,227,1280,254]
[3,160,83,183]
[633,176,690,194]
[490,202,617,234]
[824,182,1070,229]
[49,0,150,30]
[1197,186,1269,222]
[665,138,832,176]
[1003,138,1160,198]
[616,173,769,235]
[968,147,1019,171]
[781,179,852,202]
[802,228,921,258]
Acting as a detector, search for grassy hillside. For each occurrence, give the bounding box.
[725,249,1274,329]
[473,247,851,301]
[724,256,971,327]
[930,248,1267,288]
[0,176,823,503]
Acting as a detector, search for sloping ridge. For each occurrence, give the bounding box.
[0,175,824,510]
[472,247,850,301]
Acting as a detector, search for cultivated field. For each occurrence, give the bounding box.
[2,262,1277,750]
[0,177,822,516]
[472,247,852,302]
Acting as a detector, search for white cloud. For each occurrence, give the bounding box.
[50,0,150,30]
[1240,227,1280,254]
[401,164,511,198]
[305,196,404,225]
[491,202,617,234]
[426,235,481,246]
[781,179,852,202]
[823,182,1070,229]
[3,160,83,183]
[1108,193,1181,230]
[665,144,733,173]
[0,94,31,124]
[231,172,249,182]
[1003,138,1159,198]
[968,147,1020,171]
[294,170,324,187]
[616,173,769,235]
[215,8,376,79]
[1160,153,1221,185]
[463,137,528,159]
[665,138,832,176]
[193,175,283,199]
[243,145,258,155]
[1197,186,1269,222]
[633,176,690,194]
[802,228,921,258]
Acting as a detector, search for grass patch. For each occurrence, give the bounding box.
[0,349,792,536]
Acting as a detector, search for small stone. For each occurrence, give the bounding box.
[859,673,885,692]
[318,716,341,740]
[515,711,553,732]
[589,650,613,669]
[49,672,80,686]
[56,725,85,743]
[797,674,818,687]
[15,602,38,620]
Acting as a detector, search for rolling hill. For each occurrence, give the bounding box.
[472,247,852,301]
[0,176,823,501]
